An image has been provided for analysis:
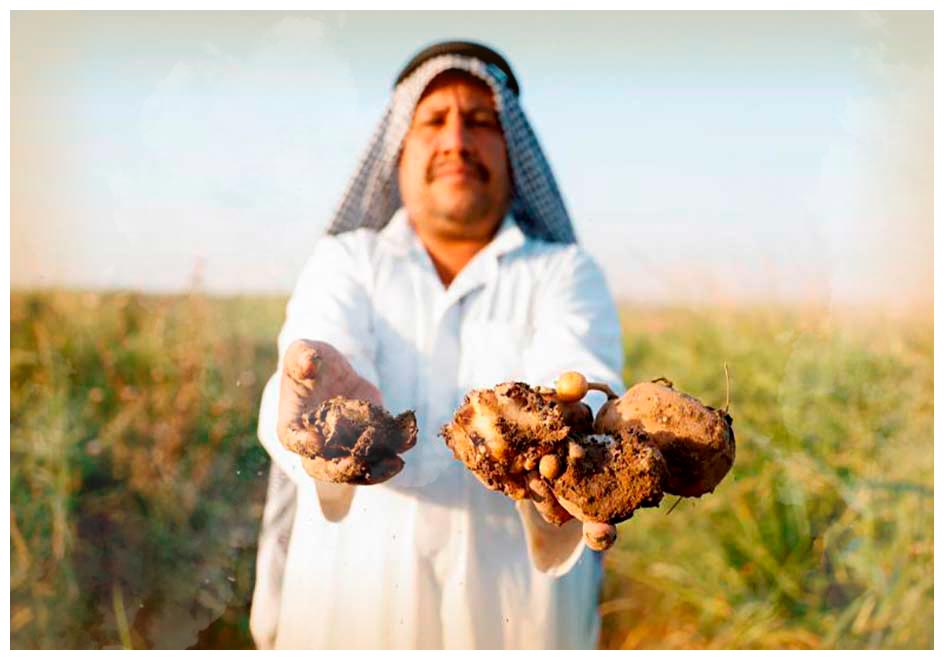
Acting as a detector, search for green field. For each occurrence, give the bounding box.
[10,291,933,649]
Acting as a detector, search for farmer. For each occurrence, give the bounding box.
[250,41,624,649]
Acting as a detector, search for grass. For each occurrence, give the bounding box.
[10,291,933,649]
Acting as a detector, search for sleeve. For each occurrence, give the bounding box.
[256,232,380,515]
[518,244,626,575]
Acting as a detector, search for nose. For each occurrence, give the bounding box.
[438,114,471,154]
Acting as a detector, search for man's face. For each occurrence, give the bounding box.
[398,71,512,240]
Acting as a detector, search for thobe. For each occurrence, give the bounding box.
[253,208,624,649]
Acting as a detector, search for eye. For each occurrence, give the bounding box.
[468,113,499,129]
[418,114,445,127]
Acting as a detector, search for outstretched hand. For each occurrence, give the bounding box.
[526,401,618,551]
[277,339,411,485]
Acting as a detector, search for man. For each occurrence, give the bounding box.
[250,41,624,649]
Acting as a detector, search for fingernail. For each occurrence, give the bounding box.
[297,351,321,380]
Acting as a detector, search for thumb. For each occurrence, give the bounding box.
[283,339,361,401]
[284,339,325,387]
[582,521,617,551]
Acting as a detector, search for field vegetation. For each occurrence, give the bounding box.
[10,291,933,649]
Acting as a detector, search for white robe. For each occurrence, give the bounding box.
[252,209,624,649]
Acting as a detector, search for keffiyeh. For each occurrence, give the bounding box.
[326,50,577,244]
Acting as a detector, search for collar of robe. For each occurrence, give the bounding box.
[378,207,526,304]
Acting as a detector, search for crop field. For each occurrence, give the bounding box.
[10,291,933,649]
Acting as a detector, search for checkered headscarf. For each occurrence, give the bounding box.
[325,54,577,244]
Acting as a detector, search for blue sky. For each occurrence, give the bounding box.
[11,10,932,309]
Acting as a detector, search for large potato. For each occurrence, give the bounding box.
[440,382,571,500]
[594,380,735,497]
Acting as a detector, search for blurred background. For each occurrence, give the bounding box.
[10,10,933,649]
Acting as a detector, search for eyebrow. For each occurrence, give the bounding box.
[416,104,498,118]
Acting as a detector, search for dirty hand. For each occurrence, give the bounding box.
[526,401,619,551]
[277,339,412,485]
[440,380,620,552]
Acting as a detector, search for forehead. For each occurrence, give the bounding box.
[414,70,496,112]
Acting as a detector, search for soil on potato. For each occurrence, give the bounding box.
[300,397,417,482]
[645,416,733,497]
[551,428,667,524]
[442,383,668,522]
[596,381,735,497]
[441,382,571,500]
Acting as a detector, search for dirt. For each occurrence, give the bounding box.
[441,382,668,524]
[440,382,571,500]
[299,397,417,485]
[442,379,736,524]
[551,428,667,523]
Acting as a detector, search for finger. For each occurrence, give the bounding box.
[284,340,377,404]
[583,521,617,551]
[554,492,591,522]
[347,376,385,408]
[527,474,573,526]
[284,339,323,384]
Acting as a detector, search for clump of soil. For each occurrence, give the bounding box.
[441,378,736,524]
[552,429,667,523]
[297,397,417,485]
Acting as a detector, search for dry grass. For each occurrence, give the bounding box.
[10,291,933,649]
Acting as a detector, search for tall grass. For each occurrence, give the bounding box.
[10,292,933,649]
[600,304,933,649]
[11,291,282,649]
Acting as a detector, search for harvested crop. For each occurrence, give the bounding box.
[555,371,588,402]
[288,397,417,485]
[551,430,667,523]
[441,374,735,525]
[439,382,571,500]
[441,381,667,524]
[594,379,735,497]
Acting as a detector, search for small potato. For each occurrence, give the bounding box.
[539,454,562,480]
[555,371,588,402]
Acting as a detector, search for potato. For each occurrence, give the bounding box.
[440,382,570,500]
[442,375,735,526]
[441,381,666,524]
[594,380,735,497]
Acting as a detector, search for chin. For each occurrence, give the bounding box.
[433,197,491,226]
[444,209,492,229]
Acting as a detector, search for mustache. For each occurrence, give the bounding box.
[426,156,490,183]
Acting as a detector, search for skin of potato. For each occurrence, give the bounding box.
[594,381,735,497]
